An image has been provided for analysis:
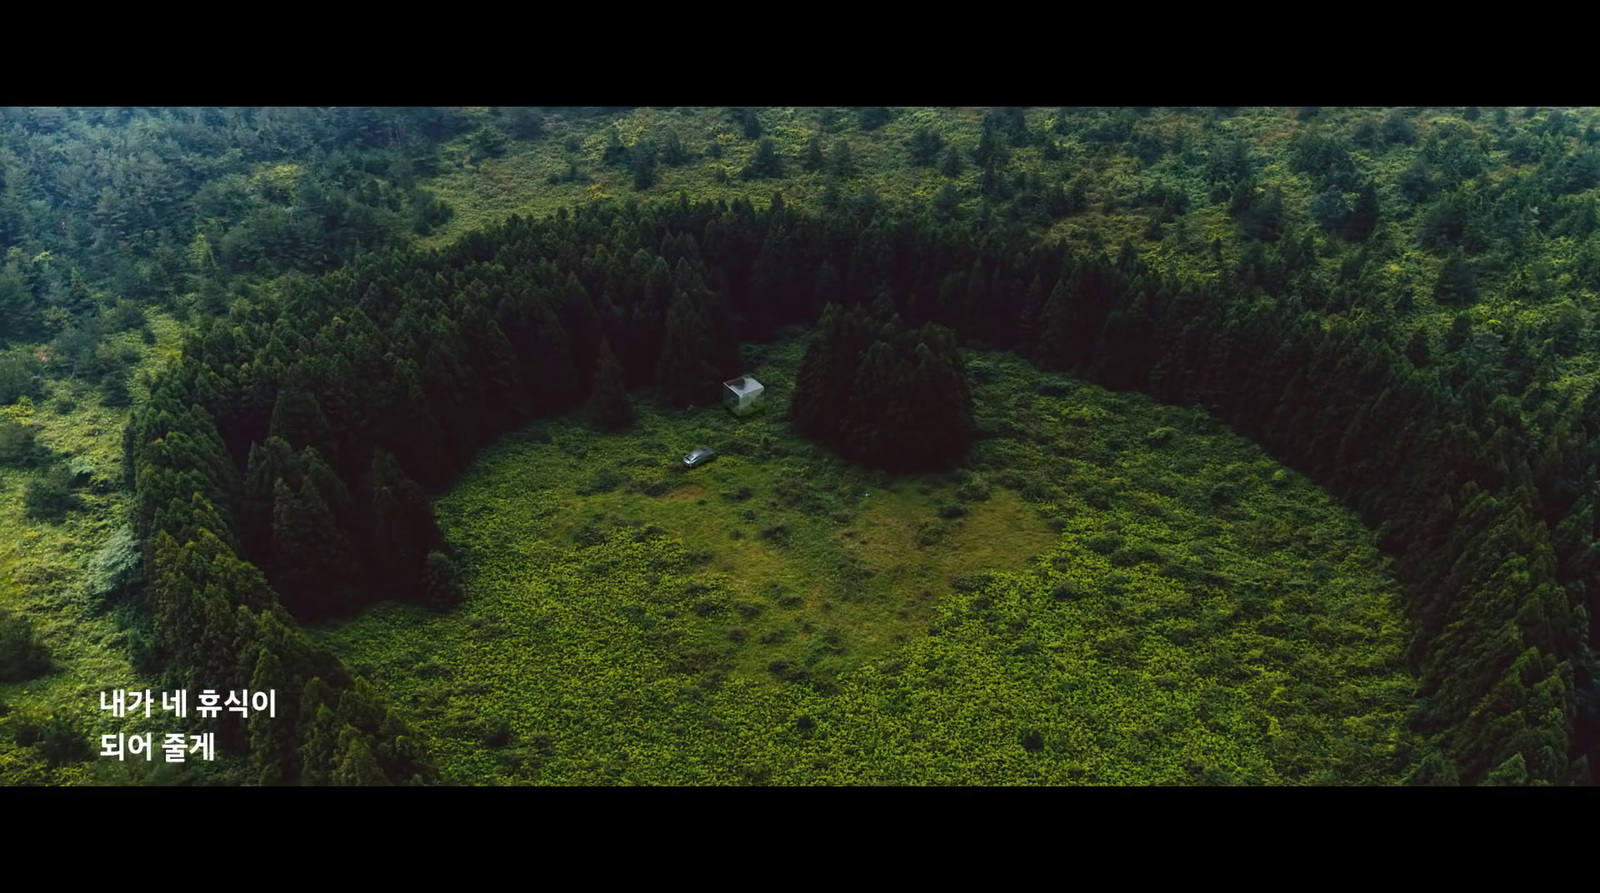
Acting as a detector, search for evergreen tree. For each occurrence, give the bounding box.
[587,338,634,431]
[332,725,389,786]
[828,140,856,179]
[655,290,721,407]
[1346,181,1380,242]
[658,128,690,166]
[907,127,945,167]
[1435,252,1478,305]
[741,139,783,181]
[247,646,296,784]
[368,449,446,603]
[802,136,824,173]
[602,125,629,167]
[271,476,360,617]
[940,147,965,178]
[269,365,339,462]
[631,140,658,191]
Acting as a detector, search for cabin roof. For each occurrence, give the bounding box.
[723,376,763,396]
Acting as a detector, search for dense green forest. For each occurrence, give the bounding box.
[4,106,1600,785]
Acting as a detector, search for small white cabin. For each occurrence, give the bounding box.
[723,375,765,416]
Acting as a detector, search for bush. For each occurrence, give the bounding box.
[1146,426,1179,447]
[576,468,624,496]
[1209,482,1239,506]
[0,609,51,682]
[759,524,791,546]
[39,713,93,766]
[955,472,992,502]
[99,372,132,407]
[89,525,143,603]
[481,718,513,748]
[937,501,969,520]
[1085,533,1122,554]
[0,350,44,404]
[24,466,83,520]
[951,572,995,592]
[0,421,45,467]
[423,552,464,610]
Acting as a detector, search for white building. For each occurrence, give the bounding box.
[722,375,765,416]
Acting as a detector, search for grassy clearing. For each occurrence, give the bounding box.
[316,336,1417,785]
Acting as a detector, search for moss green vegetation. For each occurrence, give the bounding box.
[0,312,230,784]
[317,339,1413,784]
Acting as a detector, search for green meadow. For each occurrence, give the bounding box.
[315,337,1416,784]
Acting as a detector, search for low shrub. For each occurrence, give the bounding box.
[0,609,51,683]
[24,466,83,520]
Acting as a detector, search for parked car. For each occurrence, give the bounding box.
[682,447,718,468]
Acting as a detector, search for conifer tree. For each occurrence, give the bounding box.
[271,476,360,617]
[828,140,855,179]
[587,338,634,431]
[655,290,723,407]
[802,136,824,173]
[1435,252,1478,305]
[268,367,339,469]
[907,127,945,166]
[1346,181,1380,242]
[368,449,446,603]
[741,139,783,181]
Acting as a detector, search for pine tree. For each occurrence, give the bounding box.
[907,127,945,167]
[655,290,725,407]
[368,449,446,603]
[1346,181,1380,242]
[828,140,855,179]
[587,338,634,431]
[268,367,339,468]
[631,140,658,191]
[247,646,296,785]
[940,147,965,178]
[272,476,360,617]
[296,680,339,786]
[802,136,824,173]
[1435,252,1478,305]
[741,139,783,181]
[1035,274,1074,370]
[602,125,629,167]
[332,725,389,786]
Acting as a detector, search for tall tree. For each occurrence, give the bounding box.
[587,338,634,431]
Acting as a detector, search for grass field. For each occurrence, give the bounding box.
[315,335,1418,784]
